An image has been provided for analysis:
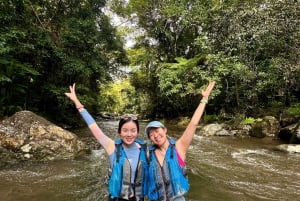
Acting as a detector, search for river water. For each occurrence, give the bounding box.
[0,120,299,201]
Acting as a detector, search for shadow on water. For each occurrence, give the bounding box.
[0,120,300,201]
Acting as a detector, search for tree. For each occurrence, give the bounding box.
[110,0,300,118]
[0,0,128,125]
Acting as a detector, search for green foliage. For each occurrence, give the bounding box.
[287,104,300,116]
[203,114,221,123]
[241,117,263,125]
[99,79,137,114]
[0,56,40,116]
[208,0,299,110]
[2,0,300,125]
[158,56,214,114]
[116,0,300,118]
[0,0,128,124]
[108,0,300,117]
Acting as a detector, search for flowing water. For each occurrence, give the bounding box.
[0,120,299,201]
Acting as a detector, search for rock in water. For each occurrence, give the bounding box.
[0,110,89,162]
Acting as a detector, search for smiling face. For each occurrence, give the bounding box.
[148,127,168,146]
[119,121,139,146]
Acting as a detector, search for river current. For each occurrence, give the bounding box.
[0,120,299,201]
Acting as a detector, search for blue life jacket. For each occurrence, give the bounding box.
[148,139,189,200]
[108,138,148,200]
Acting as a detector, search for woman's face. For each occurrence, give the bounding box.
[148,127,167,146]
[119,121,139,146]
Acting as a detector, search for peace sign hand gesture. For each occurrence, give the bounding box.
[65,83,83,109]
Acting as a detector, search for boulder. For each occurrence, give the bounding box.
[199,123,232,136]
[277,123,300,143]
[0,110,89,163]
[262,116,281,137]
[231,124,252,137]
[249,116,280,138]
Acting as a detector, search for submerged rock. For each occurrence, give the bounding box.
[275,144,300,153]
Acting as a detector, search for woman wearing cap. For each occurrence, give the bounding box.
[65,83,148,201]
[145,81,215,201]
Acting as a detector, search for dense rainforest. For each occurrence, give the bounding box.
[0,0,299,126]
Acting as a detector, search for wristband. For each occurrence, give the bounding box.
[200,98,208,104]
[79,109,96,125]
[76,105,84,109]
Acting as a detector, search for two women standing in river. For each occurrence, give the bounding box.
[65,81,215,201]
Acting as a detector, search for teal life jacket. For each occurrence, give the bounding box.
[108,138,148,200]
[148,139,189,200]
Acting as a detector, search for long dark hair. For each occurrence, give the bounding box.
[118,116,139,134]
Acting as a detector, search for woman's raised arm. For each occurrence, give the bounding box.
[176,81,216,161]
[65,83,115,155]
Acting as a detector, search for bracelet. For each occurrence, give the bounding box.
[200,98,208,104]
[76,105,84,109]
